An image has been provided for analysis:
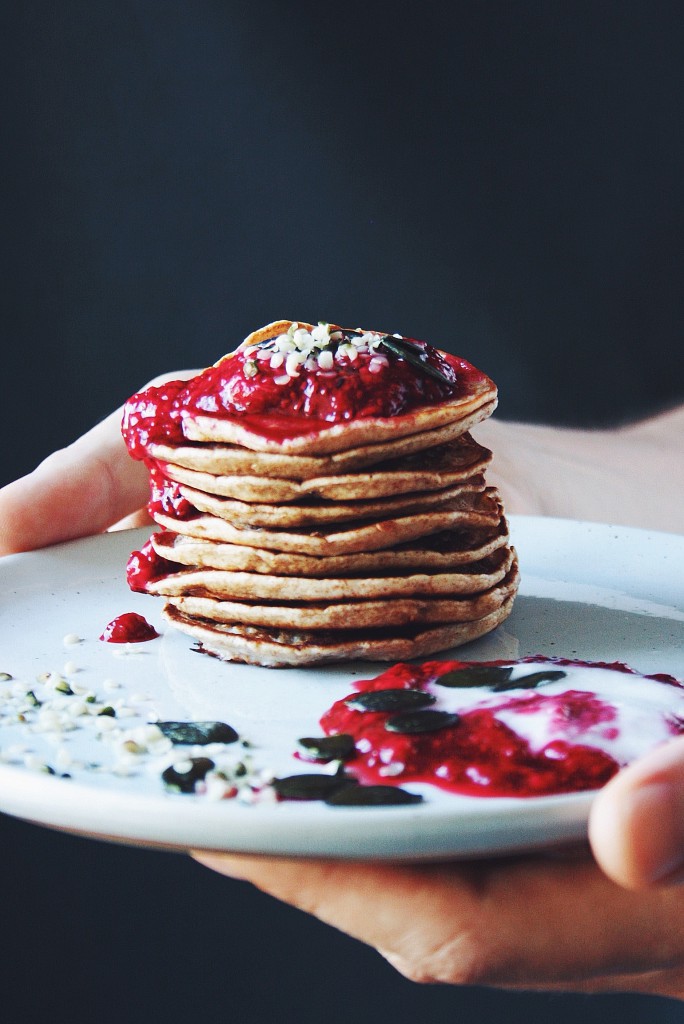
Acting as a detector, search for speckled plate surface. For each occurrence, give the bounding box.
[0,516,682,861]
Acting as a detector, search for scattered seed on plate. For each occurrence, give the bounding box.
[157,721,240,746]
[434,665,515,688]
[344,689,436,713]
[121,739,145,755]
[54,747,74,771]
[53,678,74,696]
[384,710,460,734]
[96,716,118,733]
[162,757,215,793]
[491,669,567,691]
[325,785,423,807]
[66,700,89,719]
[0,667,275,801]
[202,773,238,801]
[297,734,356,762]
[272,773,359,801]
[23,754,56,775]
[113,705,136,718]
[433,665,568,691]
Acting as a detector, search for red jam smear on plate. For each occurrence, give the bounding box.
[99,612,160,644]
[318,658,684,798]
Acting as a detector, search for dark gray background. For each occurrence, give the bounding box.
[2,3,683,1022]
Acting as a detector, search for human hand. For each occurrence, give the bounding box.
[0,372,197,557]
[184,404,683,997]
[2,391,684,996]
[0,406,150,556]
[194,736,684,998]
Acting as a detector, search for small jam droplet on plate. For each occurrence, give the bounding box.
[99,612,160,644]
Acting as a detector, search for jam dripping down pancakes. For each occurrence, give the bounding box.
[122,320,518,666]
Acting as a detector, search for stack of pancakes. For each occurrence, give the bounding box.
[131,322,519,667]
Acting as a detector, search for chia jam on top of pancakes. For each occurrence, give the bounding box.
[121,322,491,457]
[119,320,514,666]
[306,657,684,799]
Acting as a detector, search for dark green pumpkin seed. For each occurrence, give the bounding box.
[325,785,423,807]
[384,710,460,734]
[435,665,514,688]
[345,688,436,712]
[378,336,452,385]
[162,756,215,793]
[297,734,357,762]
[157,721,239,745]
[491,669,567,692]
[272,773,358,801]
[434,665,568,691]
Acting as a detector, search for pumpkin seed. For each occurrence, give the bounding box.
[325,785,423,807]
[272,773,358,801]
[435,665,515,688]
[157,721,239,745]
[345,688,436,713]
[434,665,568,691]
[162,756,215,793]
[378,335,453,385]
[491,669,567,692]
[385,710,460,734]
[297,734,356,762]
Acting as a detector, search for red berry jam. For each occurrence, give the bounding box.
[126,537,183,593]
[121,325,492,458]
[99,612,160,643]
[146,465,197,521]
[122,378,189,459]
[317,658,684,798]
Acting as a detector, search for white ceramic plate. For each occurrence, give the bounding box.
[0,516,682,861]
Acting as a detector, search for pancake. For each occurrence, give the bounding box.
[146,545,514,602]
[183,389,495,455]
[156,434,492,503]
[147,407,496,481]
[159,560,518,629]
[178,478,488,529]
[123,318,515,666]
[161,598,516,668]
[150,519,510,576]
[151,492,503,555]
[181,320,498,455]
